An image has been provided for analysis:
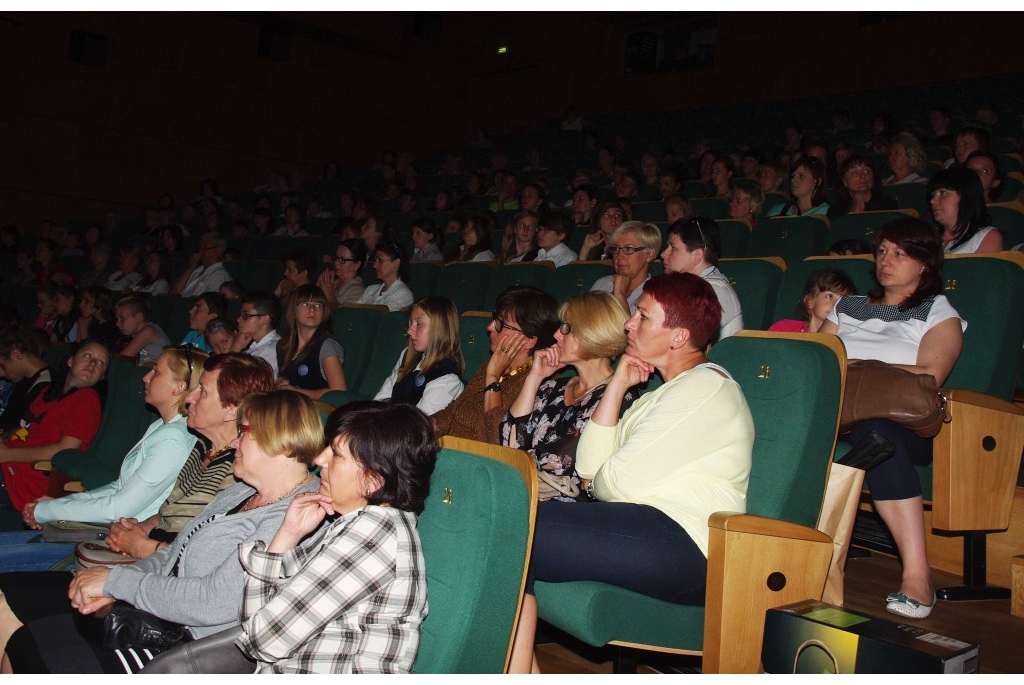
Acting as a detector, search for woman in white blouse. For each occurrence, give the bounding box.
[820,217,965,619]
[357,241,414,312]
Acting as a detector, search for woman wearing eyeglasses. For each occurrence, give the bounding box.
[588,221,661,314]
[0,345,206,573]
[433,285,559,444]
[502,293,638,502]
[765,157,830,217]
[277,284,347,399]
[357,242,414,312]
[0,390,322,673]
[317,239,367,309]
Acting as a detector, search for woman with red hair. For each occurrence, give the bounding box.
[510,272,755,672]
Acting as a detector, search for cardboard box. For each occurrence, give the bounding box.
[762,600,979,673]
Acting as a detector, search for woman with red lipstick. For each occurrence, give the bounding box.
[820,217,964,619]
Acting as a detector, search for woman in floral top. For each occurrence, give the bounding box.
[502,292,639,501]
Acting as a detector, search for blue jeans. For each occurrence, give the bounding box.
[528,500,707,605]
[0,531,77,572]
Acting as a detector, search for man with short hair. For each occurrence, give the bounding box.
[231,291,282,376]
[171,232,231,297]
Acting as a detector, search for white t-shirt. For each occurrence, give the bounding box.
[826,294,966,364]
[537,242,578,268]
[590,275,649,314]
[944,226,1000,255]
[357,279,414,312]
[702,265,744,339]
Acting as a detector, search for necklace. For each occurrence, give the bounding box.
[203,444,232,465]
[498,360,532,385]
[566,373,613,405]
[242,473,310,512]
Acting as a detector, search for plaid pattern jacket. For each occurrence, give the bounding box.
[236,506,427,673]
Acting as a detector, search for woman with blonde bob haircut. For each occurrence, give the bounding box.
[502,292,640,502]
[375,296,465,415]
[589,220,662,314]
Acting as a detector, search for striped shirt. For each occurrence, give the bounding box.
[153,444,236,535]
[236,506,427,673]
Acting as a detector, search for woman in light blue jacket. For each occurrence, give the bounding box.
[0,345,206,572]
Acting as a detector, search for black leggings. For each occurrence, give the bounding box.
[528,501,707,605]
[847,419,932,501]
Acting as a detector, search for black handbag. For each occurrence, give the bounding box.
[142,626,257,674]
[75,600,188,652]
[104,601,188,651]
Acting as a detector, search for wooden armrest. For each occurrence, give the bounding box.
[64,481,85,493]
[704,512,832,674]
[709,511,832,543]
[931,389,1024,531]
[34,461,52,472]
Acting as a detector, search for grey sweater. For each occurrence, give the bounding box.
[104,477,320,639]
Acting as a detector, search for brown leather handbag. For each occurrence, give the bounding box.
[839,360,949,438]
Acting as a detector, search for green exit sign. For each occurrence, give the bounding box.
[496,46,508,55]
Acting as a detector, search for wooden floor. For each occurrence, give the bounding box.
[535,551,1024,674]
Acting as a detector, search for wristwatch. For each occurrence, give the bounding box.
[585,480,596,499]
[484,381,502,392]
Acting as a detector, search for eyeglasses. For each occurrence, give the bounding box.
[236,423,251,439]
[558,322,573,335]
[491,313,524,334]
[177,343,194,375]
[601,211,624,220]
[299,301,324,310]
[607,245,648,256]
[334,255,359,263]
[238,311,266,320]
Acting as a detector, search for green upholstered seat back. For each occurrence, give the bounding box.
[772,256,877,325]
[408,262,441,301]
[355,309,414,397]
[941,253,1024,401]
[330,305,387,391]
[718,257,785,330]
[690,197,729,219]
[882,184,929,217]
[52,357,155,489]
[414,446,531,673]
[717,219,752,259]
[987,203,1024,250]
[435,262,497,313]
[546,262,613,303]
[746,215,828,265]
[485,262,554,308]
[827,210,914,248]
[459,311,493,380]
[708,333,843,527]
